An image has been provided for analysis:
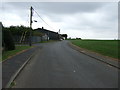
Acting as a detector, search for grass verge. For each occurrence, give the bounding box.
[70,40,119,59]
[2,46,32,61]
[9,81,16,88]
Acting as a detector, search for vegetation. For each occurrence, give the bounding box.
[2,46,32,61]
[5,25,43,37]
[7,25,30,36]
[61,34,68,40]
[3,27,15,50]
[71,40,119,59]
[2,25,43,50]
[1,25,46,62]
[9,81,16,88]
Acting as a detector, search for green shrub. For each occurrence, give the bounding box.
[3,28,15,50]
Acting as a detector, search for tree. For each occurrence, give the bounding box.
[3,27,15,50]
[61,34,68,40]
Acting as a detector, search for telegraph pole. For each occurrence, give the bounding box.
[59,29,60,40]
[29,6,33,46]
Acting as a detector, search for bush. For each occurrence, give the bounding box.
[3,28,15,50]
[9,25,30,36]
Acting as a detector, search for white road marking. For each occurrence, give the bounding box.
[73,70,76,72]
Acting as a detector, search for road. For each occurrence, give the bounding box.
[13,40,118,88]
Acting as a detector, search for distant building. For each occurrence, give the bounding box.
[34,28,60,40]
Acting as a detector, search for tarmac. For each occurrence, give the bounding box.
[2,46,39,88]
[2,41,119,88]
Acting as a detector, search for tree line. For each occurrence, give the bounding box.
[2,25,43,51]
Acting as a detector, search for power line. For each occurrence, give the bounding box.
[32,8,56,31]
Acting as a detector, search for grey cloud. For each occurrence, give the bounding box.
[3,2,107,14]
[1,2,109,22]
[36,2,107,14]
[1,2,118,39]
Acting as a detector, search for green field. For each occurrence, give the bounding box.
[71,40,119,59]
[2,46,32,61]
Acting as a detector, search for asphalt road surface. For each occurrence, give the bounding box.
[13,40,118,88]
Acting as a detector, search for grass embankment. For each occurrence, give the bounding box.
[2,46,32,61]
[71,40,119,59]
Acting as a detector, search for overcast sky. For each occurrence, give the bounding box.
[0,2,118,39]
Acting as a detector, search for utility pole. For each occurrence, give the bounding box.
[58,29,60,34]
[59,29,60,40]
[29,6,33,46]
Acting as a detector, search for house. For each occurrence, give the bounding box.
[34,28,60,40]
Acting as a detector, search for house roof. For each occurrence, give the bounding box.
[34,28,58,34]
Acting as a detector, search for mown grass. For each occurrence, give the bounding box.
[70,40,119,59]
[2,46,32,61]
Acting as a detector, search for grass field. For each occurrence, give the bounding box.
[2,46,32,61]
[71,40,119,59]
